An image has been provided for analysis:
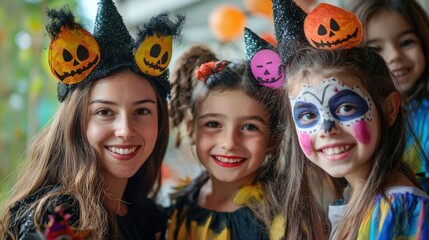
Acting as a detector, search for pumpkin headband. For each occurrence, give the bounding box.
[46,0,184,102]
[303,3,363,49]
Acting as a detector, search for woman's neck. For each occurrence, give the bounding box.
[102,172,128,216]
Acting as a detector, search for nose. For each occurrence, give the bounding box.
[115,115,135,139]
[220,128,240,151]
[318,120,340,137]
[383,44,403,64]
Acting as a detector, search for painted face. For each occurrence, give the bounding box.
[365,9,425,93]
[86,70,158,184]
[289,75,380,182]
[250,49,285,89]
[195,89,271,184]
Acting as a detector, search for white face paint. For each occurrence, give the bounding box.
[289,78,373,136]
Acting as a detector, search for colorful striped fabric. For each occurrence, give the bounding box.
[357,188,429,239]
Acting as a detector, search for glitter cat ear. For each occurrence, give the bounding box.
[244,27,284,89]
[304,3,363,49]
[272,0,308,63]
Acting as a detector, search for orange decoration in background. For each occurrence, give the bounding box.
[209,4,246,42]
[295,0,316,12]
[243,0,273,18]
[261,32,277,46]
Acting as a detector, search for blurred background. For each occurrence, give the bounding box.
[1,0,428,208]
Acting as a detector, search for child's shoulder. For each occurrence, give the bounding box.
[169,171,209,203]
[358,186,429,239]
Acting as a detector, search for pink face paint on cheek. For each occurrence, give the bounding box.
[353,120,371,145]
[298,132,313,156]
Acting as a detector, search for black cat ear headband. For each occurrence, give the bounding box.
[46,0,184,101]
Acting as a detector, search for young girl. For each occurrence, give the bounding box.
[348,0,429,193]
[284,45,429,239]
[166,44,285,240]
[0,0,183,239]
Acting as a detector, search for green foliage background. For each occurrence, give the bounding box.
[0,0,80,211]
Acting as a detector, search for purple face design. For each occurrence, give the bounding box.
[250,49,285,89]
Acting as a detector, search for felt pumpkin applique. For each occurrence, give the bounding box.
[47,8,100,85]
[135,34,172,76]
[48,26,100,84]
[244,27,285,89]
[304,3,363,49]
[250,49,284,89]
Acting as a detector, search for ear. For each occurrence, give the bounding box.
[384,91,401,126]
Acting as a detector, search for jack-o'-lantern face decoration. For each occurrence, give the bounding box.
[135,34,172,76]
[48,26,100,84]
[250,49,284,89]
[304,3,362,49]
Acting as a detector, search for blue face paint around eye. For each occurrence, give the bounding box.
[293,101,320,129]
[328,89,369,121]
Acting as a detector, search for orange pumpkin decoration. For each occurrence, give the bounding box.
[135,34,172,76]
[243,0,273,18]
[209,4,246,42]
[304,3,363,49]
[48,26,100,84]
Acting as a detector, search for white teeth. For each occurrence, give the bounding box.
[392,70,407,77]
[322,145,351,156]
[214,156,244,163]
[108,147,137,155]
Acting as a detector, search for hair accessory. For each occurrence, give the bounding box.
[304,3,363,49]
[272,0,308,63]
[244,27,284,89]
[47,0,184,102]
[195,61,226,82]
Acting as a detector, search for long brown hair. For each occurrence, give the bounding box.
[0,69,169,239]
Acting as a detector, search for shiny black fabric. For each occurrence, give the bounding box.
[4,186,168,240]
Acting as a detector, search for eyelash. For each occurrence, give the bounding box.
[94,108,151,118]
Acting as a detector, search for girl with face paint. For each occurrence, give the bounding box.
[166,45,285,240]
[348,0,429,194]
[284,46,429,239]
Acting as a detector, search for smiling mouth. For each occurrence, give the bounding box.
[319,144,353,156]
[391,68,410,79]
[213,155,245,163]
[107,146,137,155]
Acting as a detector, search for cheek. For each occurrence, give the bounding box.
[353,120,371,145]
[298,132,313,156]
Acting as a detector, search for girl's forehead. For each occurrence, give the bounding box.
[289,71,363,96]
